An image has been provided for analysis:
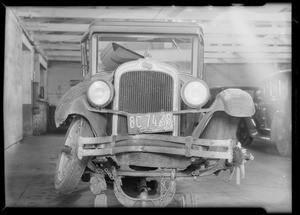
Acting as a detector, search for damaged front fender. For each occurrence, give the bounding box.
[215,88,255,117]
[192,88,255,138]
[54,80,107,137]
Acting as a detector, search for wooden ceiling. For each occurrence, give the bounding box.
[12,4,291,63]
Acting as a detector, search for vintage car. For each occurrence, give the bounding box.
[54,20,255,207]
[236,70,292,156]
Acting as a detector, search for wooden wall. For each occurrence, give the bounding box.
[4,8,23,149]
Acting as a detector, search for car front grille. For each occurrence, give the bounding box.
[117,71,174,134]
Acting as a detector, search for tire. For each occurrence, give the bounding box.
[199,112,239,166]
[54,116,94,194]
[271,115,291,157]
[236,118,253,146]
[200,111,239,145]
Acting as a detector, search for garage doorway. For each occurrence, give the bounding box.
[32,63,49,135]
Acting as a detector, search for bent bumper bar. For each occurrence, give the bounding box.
[78,134,235,160]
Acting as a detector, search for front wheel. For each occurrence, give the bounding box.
[54,116,94,194]
[199,111,239,166]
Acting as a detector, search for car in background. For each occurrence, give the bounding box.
[238,70,291,156]
[209,70,291,156]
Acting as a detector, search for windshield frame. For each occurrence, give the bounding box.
[90,33,202,77]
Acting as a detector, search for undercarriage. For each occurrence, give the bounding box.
[72,134,253,207]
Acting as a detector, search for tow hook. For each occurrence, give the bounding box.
[227,142,254,185]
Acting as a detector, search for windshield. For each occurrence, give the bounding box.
[96,34,194,74]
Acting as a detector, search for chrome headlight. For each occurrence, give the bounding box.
[87,80,114,108]
[181,80,210,108]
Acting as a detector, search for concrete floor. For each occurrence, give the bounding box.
[5,134,292,212]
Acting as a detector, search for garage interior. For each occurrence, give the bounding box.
[4,4,291,211]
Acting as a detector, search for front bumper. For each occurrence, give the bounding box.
[78,134,235,161]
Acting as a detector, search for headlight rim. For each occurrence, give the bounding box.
[181,80,210,108]
[87,79,114,108]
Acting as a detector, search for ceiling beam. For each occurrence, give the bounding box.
[45,50,81,57]
[24,22,291,36]
[22,33,34,52]
[13,6,291,22]
[205,52,291,59]
[39,43,80,50]
[39,54,48,68]
[40,42,290,53]
[203,26,291,35]
[204,35,291,45]
[47,56,81,61]
[204,58,290,64]
[205,45,290,53]
[24,22,88,32]
[45,49,291,60]
[47,55,290,64]
[32,33,291,46]
[33,34,82,43]
[13,7,162,20]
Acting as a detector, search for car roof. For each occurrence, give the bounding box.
[81,20,203,42]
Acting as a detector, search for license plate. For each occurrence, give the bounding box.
[127,112,174,134]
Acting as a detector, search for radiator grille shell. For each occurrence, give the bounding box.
[117,71,174,134]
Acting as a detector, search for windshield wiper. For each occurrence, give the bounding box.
[172,39,183,55]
